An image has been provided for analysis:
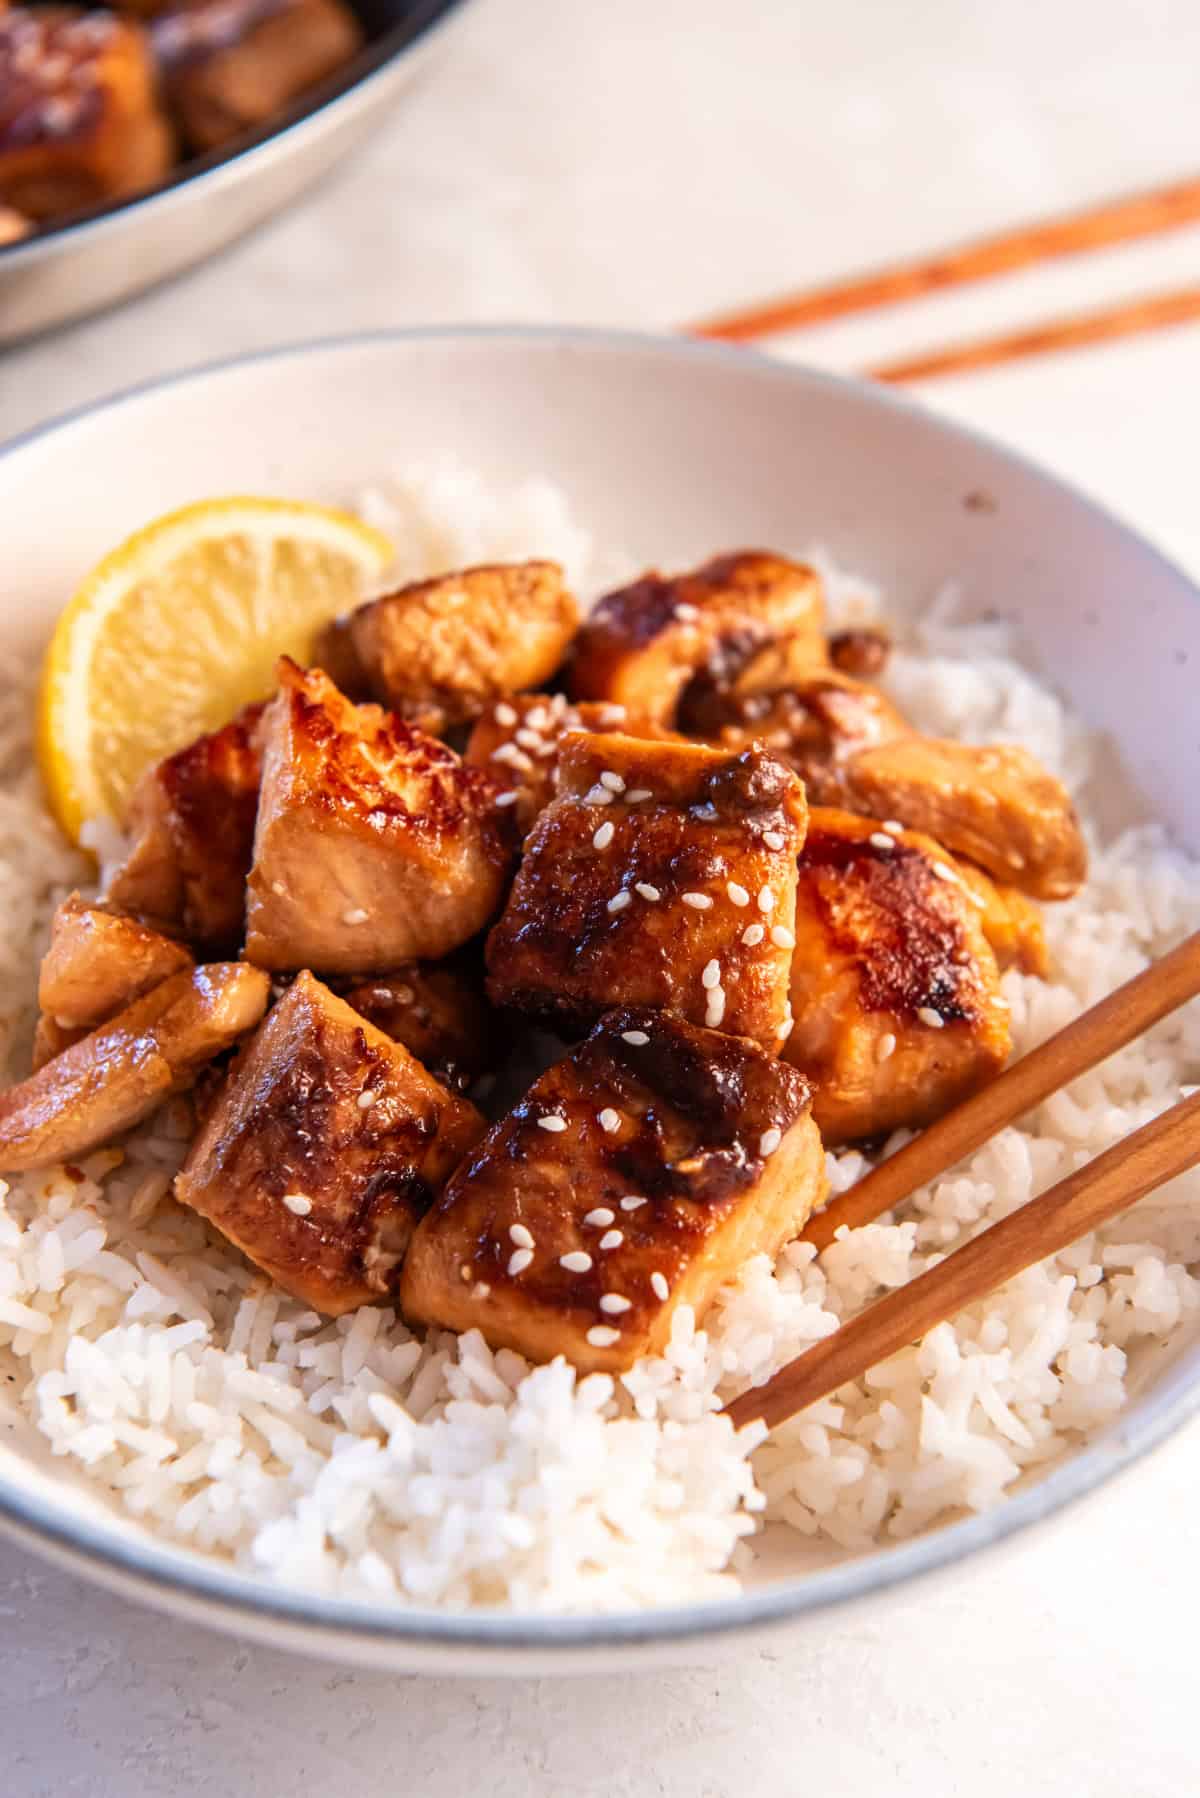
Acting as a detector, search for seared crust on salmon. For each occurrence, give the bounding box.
[570,551,826,727]
[174,973,485,1315]
[486,730,807,1048]
[245,660,514,973]
[782,809,1011,1144]
[400,1006,826,1373]
[318,560,579,733]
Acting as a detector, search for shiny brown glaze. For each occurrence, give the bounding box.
[486,730,807,1048]
[106,700,265,954]
[0,962,268,1172]
[175,974,485,1315]
[569,551,826,726]
[465,693,668,834]
[339,959,495,1094]
[0,12,173,219]
[400,1005,826,1372]
[784,808,1011,1144]
[33,893,193,1067]
[317,560,579,734]
[245,660,516,974]
[843,736,1088,900]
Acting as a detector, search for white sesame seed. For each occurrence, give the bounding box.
[726,881,750,906]
[492,743,534,772]
[494,790,520,807]
[526,705,551,731]
[494,702,518,726]
[584,784,613,805]
[584,1208,615,1227]
[472,1281,491,1300]
[877,1032,897,1061]
[674,602,700,621]
[600,770,626,793]
[598,1107,622,1133]
[599,1293,632,1314]
[742,923,765,946]
[762,830,785,851]
[620,1196,646,1211]
[537,1114,568,1132]
[598,704,627,725]
[917,1006,946,1029]
[650,1271,670,1302]
[770,925,795,949]
[342,908,369,925]
[869,831,897,852]
[509,1223,534,1249]
[634,883,660,902]
[598,1230,624,1251]
[705,986,726,1028]
[621,1029,649,1045]
[701,958,721,989]
[507,1248,534,1276]
[561,1251,593,1273]
[282,1193,312,1216]
[593,821,615,849]
[682,892,713,910]
[626,788,653,803]
[759,1127,782,1156]
[931,862,960,884]
[607,890,632,914]
[757,886,776,913]
[776,1015,793,1040]
[515,727,544,751]
[356,1091,377,1109]
[883,819,904,835]
[587,1326,620,1347]
[271,881,287,896]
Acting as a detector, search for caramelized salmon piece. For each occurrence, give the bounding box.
[0,963,269,1173]
[106,701,265,954]
[0,12,173,221]
[486,730,807,1049]
[570,551,826,727]
[175,973,485,1316]
[843,737,1087,900]
[33,894,192,1068]
[400,1006,826,1373]
[464,692,668,833]
[153,0,362,153]
[684,655,909,801]
[783,809,1011,1145]
[339,961,495,1095]
[317,560,579,733]
[245,661,514,974]
[954,861,1048,977]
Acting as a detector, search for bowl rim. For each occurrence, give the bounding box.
[1,322,1198,1657]
[0,0,473,270]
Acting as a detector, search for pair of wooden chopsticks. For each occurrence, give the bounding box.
[726,930,1200,1432]
[686,176,1200,381]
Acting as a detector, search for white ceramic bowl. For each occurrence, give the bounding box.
[1,328,1198,1673]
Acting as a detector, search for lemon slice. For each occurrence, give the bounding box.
[37,496,394,842]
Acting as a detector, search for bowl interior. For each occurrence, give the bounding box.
[1,329,1198,1664]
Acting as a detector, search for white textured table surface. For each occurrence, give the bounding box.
[3,1,1200,1791]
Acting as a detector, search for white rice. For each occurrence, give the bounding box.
[0,469,1197,1612]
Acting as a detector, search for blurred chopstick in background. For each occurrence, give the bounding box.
[685,174,1200,381]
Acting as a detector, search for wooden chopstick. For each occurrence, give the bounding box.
[867,284,1200,384]
[803,930,1200,1253]
[687,175,1200,344]
[726,1088,1200,1431]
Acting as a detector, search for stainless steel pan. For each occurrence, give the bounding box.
[0,0,472,346]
